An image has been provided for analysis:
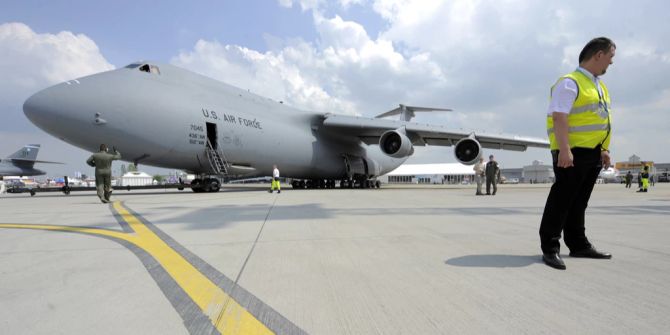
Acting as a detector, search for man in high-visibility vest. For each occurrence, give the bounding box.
[637,166,649,193]
[269,164,281,193]
[539,37,615,270]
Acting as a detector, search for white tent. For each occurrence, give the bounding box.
[381,163,475,184]
[120,171,154,186]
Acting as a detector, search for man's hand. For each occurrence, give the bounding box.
[557,150,574,168]
[601,150,611,169]
[112,146,117,152]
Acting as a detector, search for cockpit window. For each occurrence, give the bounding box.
[138,64,161,75]
[125,63,142,69]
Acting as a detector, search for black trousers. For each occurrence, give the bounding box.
[486,175,497,194]
[539,147,602,254]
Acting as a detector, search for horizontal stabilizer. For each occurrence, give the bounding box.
[11,159,64,164]
[375,104,452,121]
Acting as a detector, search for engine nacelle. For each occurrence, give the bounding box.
[454,137,482,165]
[379,129,414,158]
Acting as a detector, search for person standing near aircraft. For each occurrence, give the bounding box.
[269,164,281,193]
[473,157,485,195]
[0,176,6,195]
[624,171,633,188]
[637,166,649,192]
[539,37,615,270]
[485,155,499,195]
[86,144,121,203]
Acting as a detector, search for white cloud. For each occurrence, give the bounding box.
[0,22,114,91]
[172,13,447,119]
[0,22,114,127]
[276,0,324,11]
[0,22,116,177]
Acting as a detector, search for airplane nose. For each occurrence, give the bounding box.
[23,87,52,128]
[23,82,83,139]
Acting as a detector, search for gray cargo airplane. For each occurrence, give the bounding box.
[23,62,549,192]
[0,144,60,177]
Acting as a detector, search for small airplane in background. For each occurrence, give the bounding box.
[23,62,549,192]
[598,166,620,183]
[0,144,62,177]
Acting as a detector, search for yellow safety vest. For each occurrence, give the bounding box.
[547,70,612,151]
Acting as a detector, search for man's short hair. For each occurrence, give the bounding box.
[100,144,107,151]
[579,37,616,63]
[489,155,494,159]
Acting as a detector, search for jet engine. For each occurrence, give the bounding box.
[453,135,482,165]
[379,128,413,158]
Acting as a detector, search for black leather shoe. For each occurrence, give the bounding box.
[569,247,612,259]
[542,253,566,270]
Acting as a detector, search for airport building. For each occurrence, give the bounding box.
[521,160,554,183]
[380,163,475,184]
[382,160,556,184]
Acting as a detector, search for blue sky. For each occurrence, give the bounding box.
[2,0,669,178]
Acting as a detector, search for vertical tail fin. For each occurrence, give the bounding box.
[7,144,41,165]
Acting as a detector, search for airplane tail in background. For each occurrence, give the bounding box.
[5,144,62,168]
[7,144,42,168]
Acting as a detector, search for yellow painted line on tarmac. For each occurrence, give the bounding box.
[0,201,274,335]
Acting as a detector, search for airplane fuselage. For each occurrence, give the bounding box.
[24,63,406,180]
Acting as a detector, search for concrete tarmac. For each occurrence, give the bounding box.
[1,183,669,334]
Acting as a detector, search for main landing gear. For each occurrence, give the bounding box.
[190,177,220,193]
[291,178,381,189]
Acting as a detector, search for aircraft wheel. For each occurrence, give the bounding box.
[292,180,299,189]
[299,180,306,189]
[30,189,36,196]
[191,179,203,193]
[202,178,214,192]
[375,180,381,188]
[319,180,325,189]
[340,180,346,188]
[209,178,220,192]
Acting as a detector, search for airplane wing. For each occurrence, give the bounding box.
[322,113,549,151]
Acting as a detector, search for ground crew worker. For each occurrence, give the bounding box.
[0,176,6,195]
[269,164,281,193]
[624,171,633,188]
[473,157,485,195]
[539,37,616,270]
[485,155,499,195]
[637,166,649,192]
[86,144,121,203]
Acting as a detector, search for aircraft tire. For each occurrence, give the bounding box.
[209,179,220,192]
[299,180,306,189]
[375,180,381,188]
[30,189,36,196]
[191,179,203,193]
